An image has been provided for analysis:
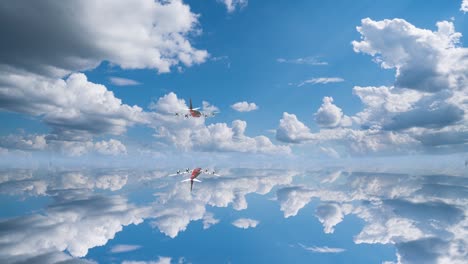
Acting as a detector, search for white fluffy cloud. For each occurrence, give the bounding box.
[149,93,290,154]
[276,112,315,143]
[50,138,128,157]
[353,18,464,93]
[232,218,259,229]
[202,212,220,229]
[0,72,146,140]
[231,101,259,112]
[314,97,352,128]
[0,0,209,155]
[0,134,47,151]
[462,0,468,12]
[0,0,207,76]
[94,139,127,155]
[219,0,248,13]
[276,18,468,156]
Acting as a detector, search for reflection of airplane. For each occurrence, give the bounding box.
[174,99,218,118]
[169,167,220,191]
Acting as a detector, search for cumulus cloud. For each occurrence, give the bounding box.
[202,212,220,229]
[47,138,128,157]
[0,134,47,151]
[352,18,467,144]
[463,0,468,12]
[149,93,290,154]
[0,72,146,140]
[109,77,141,86]
[298,243,346,253]
[353,18,464,93]
[94,139,127,155]
[232,218,259,229]
[0,0,207,76]
[314,97,352,128]
[277,121,418,154]
[298,77,344,87]
[110,244,142,254]
[276,113,315,143]
[0,0,210,155]
[276,18,468,156]
[219,0,248,13]
[231,101,259,112]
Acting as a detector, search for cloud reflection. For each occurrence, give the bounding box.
[276,171,468,263]
[0,167,466,263]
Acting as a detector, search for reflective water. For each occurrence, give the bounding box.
[0,166,466,263]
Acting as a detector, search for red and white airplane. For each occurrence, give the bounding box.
[169,167,220,191]
[174,99,218,118]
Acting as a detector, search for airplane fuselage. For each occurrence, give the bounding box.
[190,109,202,117]
[191,167,202,180]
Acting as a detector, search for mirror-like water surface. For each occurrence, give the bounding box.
[0,167,466,263]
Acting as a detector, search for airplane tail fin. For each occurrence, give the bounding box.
[189,98,193,110]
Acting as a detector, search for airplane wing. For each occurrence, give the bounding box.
[201,111,217,118]
[201,170,220,176]
[174,112,189,118]
[169,169,192,176]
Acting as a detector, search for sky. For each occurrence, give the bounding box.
[0,0,467,166]
[1,2,468,262]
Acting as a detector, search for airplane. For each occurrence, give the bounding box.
[169,167,220,191]
[174,99,218,118]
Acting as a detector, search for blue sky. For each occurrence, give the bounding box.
[0,0,467,164]
[1,2,468,263]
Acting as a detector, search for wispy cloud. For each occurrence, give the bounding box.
[277,56,328,66]
[299,243,346,253]
[109,77,141,86]
[122,256,171,264]
[297,77,344,87]
[110,244,142,253]
[220,0,248,13]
